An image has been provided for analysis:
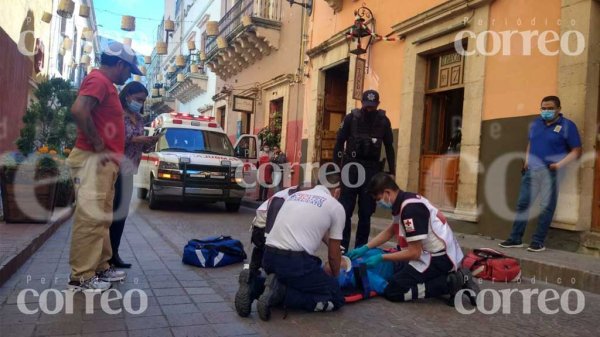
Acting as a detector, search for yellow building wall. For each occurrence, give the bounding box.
[0,0,54,79]
[482,0,561,120]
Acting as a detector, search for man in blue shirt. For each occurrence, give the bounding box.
[500,96,582,252]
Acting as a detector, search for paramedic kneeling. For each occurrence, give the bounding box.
[257,173,346,321]
[347,173,478,303]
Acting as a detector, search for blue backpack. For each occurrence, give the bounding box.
[182,236,247,268]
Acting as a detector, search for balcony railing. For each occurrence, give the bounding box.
[165,55,205,90]
[205,0,282,55]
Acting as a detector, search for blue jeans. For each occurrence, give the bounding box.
[262,249,345,312]
[509,168,559,245]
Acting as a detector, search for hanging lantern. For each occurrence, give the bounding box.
[157,74,164,81]
[80,54,90,65]
[144,56,152,64]
[187,40,196,51]
[206,21,219,36]
[164,19,175,32]
[140,66,147,75]
[199,51,207,61]
[177,73,185,82]
[216,36,228,49]
[133,74,142,82]
[347,6,375,56]
[83,44,93,54]
[62,37,72,50]
[57,0,75,18]
[241,15,252,27]
[151,88,159,97]
[167,65,176,73]
[190,64,199,73]
[175,55,186,67]
[123,37,132,47]
[156,41,167,55]
[41,12,52,23]
[159,88,166,96]
[121,16,136,31]
[79,4,90,18]
[82,27,94,40]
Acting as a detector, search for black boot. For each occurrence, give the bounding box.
[109,255,132,269]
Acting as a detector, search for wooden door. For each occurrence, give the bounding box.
[592,72,600,232]
[320,62,348,163]
[419,93,461,211]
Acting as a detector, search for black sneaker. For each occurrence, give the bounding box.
[446,272,463,307]
[459,268,479,306]
[257,274,286,321]
[527,242,546,252]
[498,239,523,248]
[235,270,253,317]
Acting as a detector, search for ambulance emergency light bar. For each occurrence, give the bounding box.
[158,112,219,128]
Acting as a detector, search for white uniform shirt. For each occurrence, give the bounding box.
[252,187,298,228]
[265,185,345,256]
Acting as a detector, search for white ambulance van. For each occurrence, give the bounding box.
[134,112,259,212]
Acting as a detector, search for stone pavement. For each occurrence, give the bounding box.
[0,214,261,337]
[0,207,73,287]
[1,202,600,337]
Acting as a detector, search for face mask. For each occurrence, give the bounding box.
[377,194,393,210]
[541,110,556,121]
[127,100,143,113]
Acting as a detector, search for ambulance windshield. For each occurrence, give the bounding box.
[157,128,234,156]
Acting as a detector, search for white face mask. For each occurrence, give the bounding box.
[127,100,143,113]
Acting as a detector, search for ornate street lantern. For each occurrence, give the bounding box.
[57,0,75,18]
[79,4,90,18]
[346,6,375,55]
[122,16,136,31]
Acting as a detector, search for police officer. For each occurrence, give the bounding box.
[334,90,395,251]
[347,173,478,305]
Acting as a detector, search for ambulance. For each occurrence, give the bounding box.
[134,112,260,212]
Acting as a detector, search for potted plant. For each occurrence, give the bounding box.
[257,111,282,148]
[0,78,76,222]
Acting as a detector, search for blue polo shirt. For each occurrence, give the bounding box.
[528,113,581,170]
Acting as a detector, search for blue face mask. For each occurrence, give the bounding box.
[127,100,143,113]
[377,195,393,210]
[541,110,556,121]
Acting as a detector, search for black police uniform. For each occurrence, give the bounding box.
[333,90,395,250]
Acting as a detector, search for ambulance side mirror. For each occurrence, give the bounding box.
[233,134,258,160]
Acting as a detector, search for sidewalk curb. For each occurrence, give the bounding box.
[241,197,600,294]
[0,207,74,287]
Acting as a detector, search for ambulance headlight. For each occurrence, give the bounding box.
[158,161,179,170]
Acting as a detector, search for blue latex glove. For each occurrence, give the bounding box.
[364,253,383,267]
[346,245,369,260]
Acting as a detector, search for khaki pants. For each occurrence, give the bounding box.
[67,148,119,281]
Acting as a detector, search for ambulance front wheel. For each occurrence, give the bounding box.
[137,188,148,199]
[148,178,160,210]
[225,201,241,212]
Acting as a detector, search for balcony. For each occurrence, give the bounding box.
[205,0,282,80]
[165,55,208,103]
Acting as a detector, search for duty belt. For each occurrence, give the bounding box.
[266,246,305,257]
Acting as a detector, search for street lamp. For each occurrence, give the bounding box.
[286,0,313,16]
[347,6,375,55]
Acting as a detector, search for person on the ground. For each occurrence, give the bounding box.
[346,173,478,304]
[235,185,303,317]
[333,90,395,252]
[499,96,582,252]
[257,145,272,201]
[257,171,346,321]
[271,144,288,192]
[109,81,158,269]
[67,40,143,292]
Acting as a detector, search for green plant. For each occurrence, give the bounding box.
[257,111,282,148]
[16,78,76,155]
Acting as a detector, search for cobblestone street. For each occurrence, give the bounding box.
[1,200,599,337]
